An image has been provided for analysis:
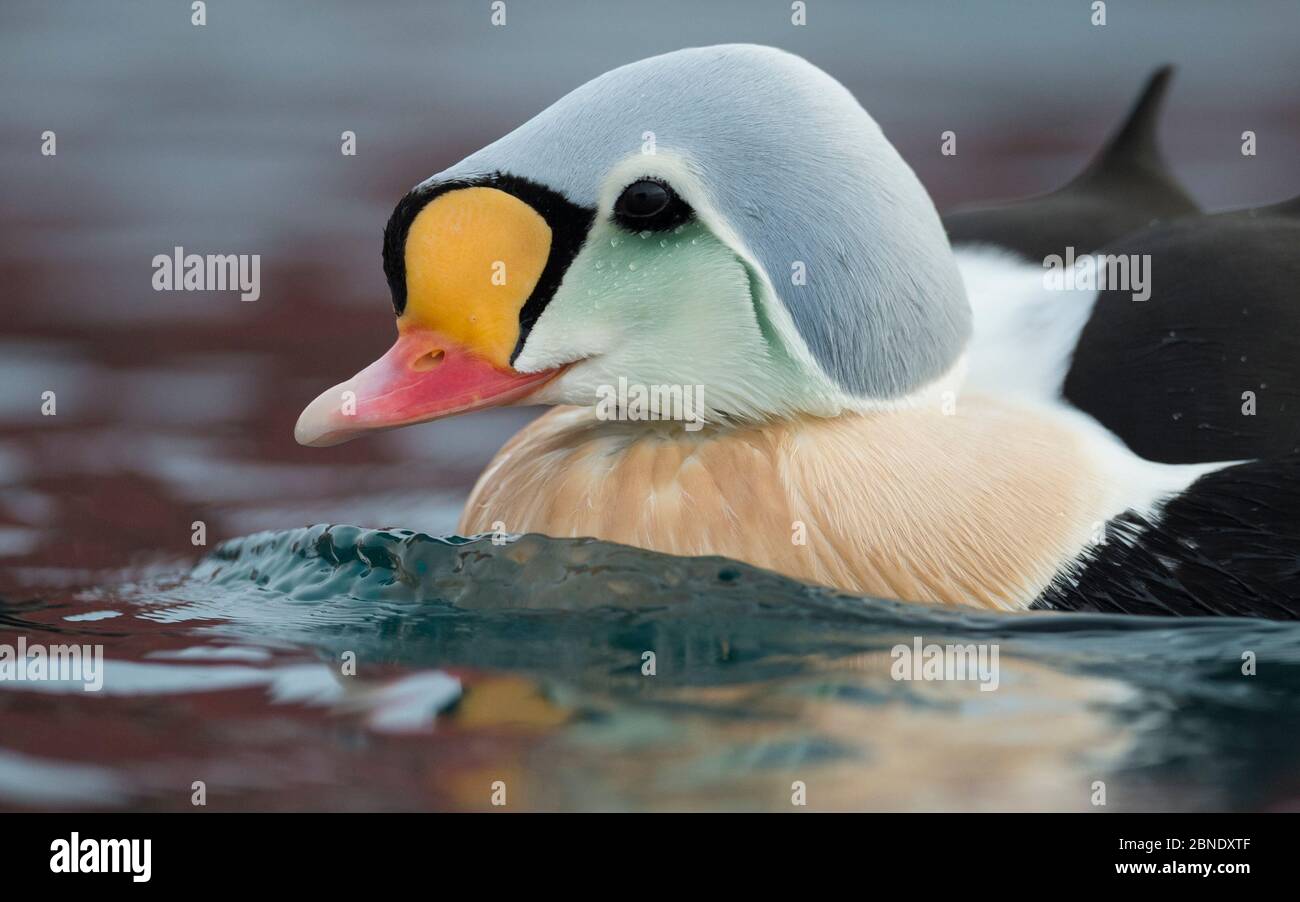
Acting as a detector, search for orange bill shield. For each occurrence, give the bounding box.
[295,186,562,447]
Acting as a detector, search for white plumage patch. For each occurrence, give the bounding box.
[956,244,1101,402]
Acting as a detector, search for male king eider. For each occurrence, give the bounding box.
[295,45,1300,619]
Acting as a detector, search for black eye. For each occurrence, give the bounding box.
[613,178,692,232]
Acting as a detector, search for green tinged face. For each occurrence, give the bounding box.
[556,219,741,330]
[515,214,826,424]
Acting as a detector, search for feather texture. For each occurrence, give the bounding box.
[460,397,1205,610]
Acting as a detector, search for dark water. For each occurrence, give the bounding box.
[4,526,1298,811]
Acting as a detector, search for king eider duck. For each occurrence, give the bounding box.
[295,45,1300,619]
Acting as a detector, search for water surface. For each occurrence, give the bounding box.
[3,526,1298,811]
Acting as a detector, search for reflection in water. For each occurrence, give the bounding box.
[4,526,1298,811]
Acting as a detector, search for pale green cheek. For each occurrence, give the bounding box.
[561,219,743,326]
[540,215,821,416]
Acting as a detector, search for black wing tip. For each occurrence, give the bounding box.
[1146,63,1176,91]
[1090,64,1177,173]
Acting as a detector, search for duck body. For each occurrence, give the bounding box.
[946,66,1300,466]
[462,402,1300,618]
[461,397,1219,612]
[1061,208,1300,464]
[958,201,1300,465]
[1035,452,1300,618]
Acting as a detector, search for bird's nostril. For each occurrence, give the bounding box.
[411,349,446,371]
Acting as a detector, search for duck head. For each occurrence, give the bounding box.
[295,44,969,447]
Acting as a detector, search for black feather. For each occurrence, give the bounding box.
[1063,210,1300,463]
[1034,455,1300,619]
